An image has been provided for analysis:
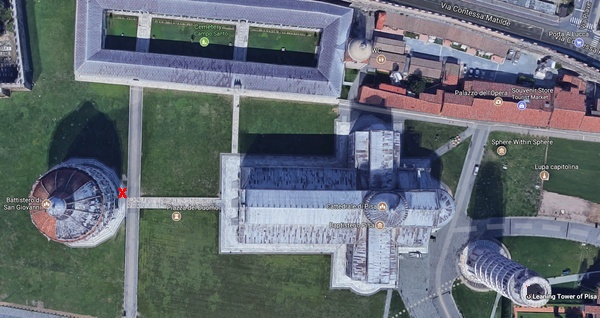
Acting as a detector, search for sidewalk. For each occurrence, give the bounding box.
[431,127,475,158]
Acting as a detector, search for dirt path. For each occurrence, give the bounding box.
[539,191,600,224]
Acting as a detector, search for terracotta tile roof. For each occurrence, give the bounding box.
[30,210,57,240]
[420,89,444,104]
[444,92,474,105]
[442,92,475,118]
[382,13,511,56]
[465,80,553,110]
[583,305,600,314]
[549,109,585,130]
[554,86,586,112]
[376,11,386,30]
[471,99,551,127]
[580,116,600,133]
[358,86,442,114]
[443,63,460,86]
[560,74,587,91]
[409,57,442,79]
[368,51,407,71]
[358,80,590,132]
[373,35,406,55]
[441,103,475,119]
[379,83,406,94]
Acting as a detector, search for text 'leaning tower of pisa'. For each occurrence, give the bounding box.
[459,240,552,307]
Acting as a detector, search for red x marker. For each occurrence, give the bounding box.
[118,187,127,198]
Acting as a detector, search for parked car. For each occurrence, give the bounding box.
[474,68,481,78]
[408,251,422,258]
[473,164,480,175]
[468,68,474,77]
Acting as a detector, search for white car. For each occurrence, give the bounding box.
[473,164,480,175]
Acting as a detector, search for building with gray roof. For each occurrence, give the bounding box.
[74,0,352,99]
[219,115,456,294]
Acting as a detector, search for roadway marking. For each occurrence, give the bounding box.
[592,35,600,47]
[392,279,465,317]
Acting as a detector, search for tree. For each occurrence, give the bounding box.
[0,1,13,35]
[406,73,427,95]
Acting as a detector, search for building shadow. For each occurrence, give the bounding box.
[246,47,318,67]
[47,101,123,176]
[468,161,504,219]
[239,133,335,156]
[149,39,234,60]
[400,126,443,182]
[19,0,35,84]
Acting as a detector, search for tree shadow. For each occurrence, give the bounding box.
[580,250,600,288]
[468,161,504,219]
[47,101,123,176]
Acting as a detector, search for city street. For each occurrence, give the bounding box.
[387,0,600,66]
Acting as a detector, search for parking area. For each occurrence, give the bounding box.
[404,38,540,83]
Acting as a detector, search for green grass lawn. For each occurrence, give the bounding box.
[344,68,360,82]
[0,0,130,316]
[544,138,600,204]
[248,27,320,53]
[141,89,232,197]
[238,97,337,156]
[389,290,410,318]
[151,18,235,45]
[402,120,465,157]
[501,237,600,278]
[105,14,138,37]
[402,120,467,193]
[439,136,470,195]
[468,132,546,219]
[340,85,351,99]
[453,284,497,318]
[138,211,388,318]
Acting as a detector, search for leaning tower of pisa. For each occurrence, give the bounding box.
[459,240,552,307]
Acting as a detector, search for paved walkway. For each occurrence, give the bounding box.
[547,270,600,285]
[232,94,240,153]
[383,289,393,318]
[234,21,249,61]
[433,125,490,318]
[124,86,143,318]
[490,292,502,318]
[432,126,475,158]
[127,197,220,209]
[479,217,600,245]
[135,14,151,53]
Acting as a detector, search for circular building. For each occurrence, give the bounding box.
[28,158,125,247]
[347,38,372,62]
[459,240,552,307]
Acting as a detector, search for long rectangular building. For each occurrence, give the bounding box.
[74,0,352,98]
